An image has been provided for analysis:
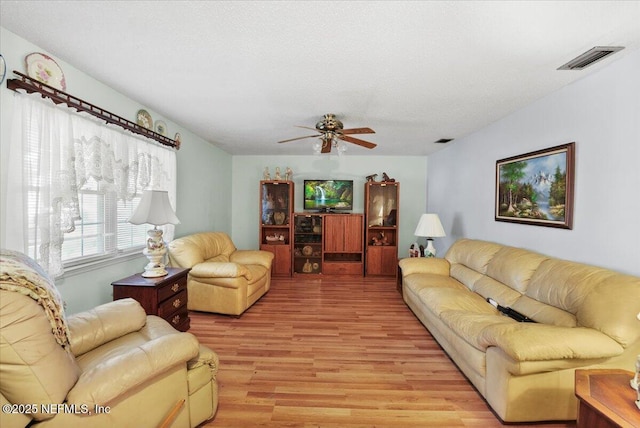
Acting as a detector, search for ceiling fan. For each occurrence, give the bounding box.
[278,113,377,153]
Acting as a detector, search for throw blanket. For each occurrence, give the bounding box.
[0,249,71,349]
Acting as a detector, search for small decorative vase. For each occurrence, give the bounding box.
[303,259,313,273]
[274,211,285,225]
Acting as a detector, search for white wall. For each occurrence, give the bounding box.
[428,49,640,276]
[0,27,233,313]
[231,155,428,258]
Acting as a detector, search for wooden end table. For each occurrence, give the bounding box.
[112,267,191,332]
[575,369,640,428]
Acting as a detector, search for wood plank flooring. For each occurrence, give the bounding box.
[189,276,576,427]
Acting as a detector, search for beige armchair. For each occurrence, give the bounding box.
[0,250,218,428]
[168,232,274,316]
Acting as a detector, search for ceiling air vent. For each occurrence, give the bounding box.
[558,46,624,70]
[434,138,454,144]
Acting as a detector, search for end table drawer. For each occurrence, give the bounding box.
[158,276,187,302]
[158,290,187,318]
[168,310,189,331]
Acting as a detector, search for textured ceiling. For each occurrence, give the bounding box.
[2,1,639,156]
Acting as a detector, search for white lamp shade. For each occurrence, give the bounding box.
[414,213,446,238]
[128,190,180,226]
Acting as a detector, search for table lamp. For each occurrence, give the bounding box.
[128,190,180,277]
[414,213,446,257]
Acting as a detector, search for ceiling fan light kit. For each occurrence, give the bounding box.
[278,113,377,154]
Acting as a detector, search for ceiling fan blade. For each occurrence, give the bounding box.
[277,134,320,143]
[339,135,377,149]
[341,127,375,135]
[296,125,318,132]
[321,139,332,153]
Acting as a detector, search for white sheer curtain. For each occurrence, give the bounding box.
[5,91,177,277]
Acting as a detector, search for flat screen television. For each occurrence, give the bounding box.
[304,180,353,212]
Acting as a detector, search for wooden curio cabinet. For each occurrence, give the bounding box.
[364,181,400,276]
[260,180,294,276]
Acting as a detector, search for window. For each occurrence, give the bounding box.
[7,92,177,277]
[53,178,148,266]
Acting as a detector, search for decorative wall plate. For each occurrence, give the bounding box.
[302,245,313,256]
[0,55,6,85]
[136,109,153,129]
[155,120,167,136]
[25,52,66,90]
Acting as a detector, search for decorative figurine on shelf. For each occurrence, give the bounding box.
[366,173,378,182]
[409,243,420,257]
[263,167,271,180]
[382,172,396,182]
[274,167,282,181]
[285,167,293,181]
[378,231,389,246]
[303,259,313,273]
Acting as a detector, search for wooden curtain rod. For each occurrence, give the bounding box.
[6,71,178,149]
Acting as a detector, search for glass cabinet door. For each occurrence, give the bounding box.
[366,184,398,227]
[261,182,291,226]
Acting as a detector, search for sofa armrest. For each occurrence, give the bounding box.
[67,298,147,356]
[230,250,274,270]
[479,323,624,362]
[190,261,251,280]
[188,344,219,375]
[66,332,200,407]
[399,257,451,277]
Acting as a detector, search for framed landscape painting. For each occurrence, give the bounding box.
[495,142,575,229]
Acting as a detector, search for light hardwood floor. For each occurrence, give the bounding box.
[190,276,576,427]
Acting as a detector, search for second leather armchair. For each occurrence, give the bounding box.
[168,232,274,316]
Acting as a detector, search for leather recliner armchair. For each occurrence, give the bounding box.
[168,232,274,316]
[0,250,218,428]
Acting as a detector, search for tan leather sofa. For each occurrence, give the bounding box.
[0,250,219,428]
[168,232,274,316]
[399,239,640,423]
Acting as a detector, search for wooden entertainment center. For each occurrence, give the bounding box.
[259,180,399,277]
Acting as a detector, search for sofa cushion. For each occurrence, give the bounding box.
[449,264,486,291]
[403,273,465,295]
[168,232,237,268]
[473,276,523,307]
[245,265,268,285]
[478,323,624,362]
[418,286,496,317]
[444,239,503,275]
[510,295,576,327]
[0,292,80,421]
[190,261,251,280]
[68,298,147,356]
[439,311,515,351]
[579,273,640,347]
[485,247,548,294]
[527,259,640,347]
[67,331,199,407]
